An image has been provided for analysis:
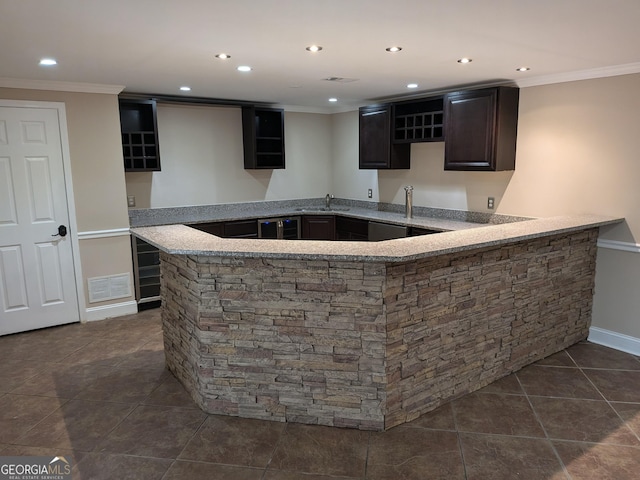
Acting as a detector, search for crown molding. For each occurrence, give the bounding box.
[516,62,640,88]
[0,77,125,95]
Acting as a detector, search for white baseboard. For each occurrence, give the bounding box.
[84,300,138,322]
[588,327,640,356]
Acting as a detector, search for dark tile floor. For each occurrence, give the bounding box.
[1,309,640,479]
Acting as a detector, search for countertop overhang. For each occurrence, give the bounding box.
[131,213,622,263]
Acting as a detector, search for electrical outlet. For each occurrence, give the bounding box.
[368,189,372,198]
[127,195,136,207]
[487,197,495,209]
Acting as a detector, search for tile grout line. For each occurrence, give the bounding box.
[260,418,289,479]
[363,427,372,480]
[449,400,469,480]
[515,369,573,480]
[566,351,640,445]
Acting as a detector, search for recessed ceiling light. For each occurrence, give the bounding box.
[516,66,531,72]
[39,58,57,66]
[457,57,472,64]
[407,83,418,89]
[306,45,323,52]
[180,86,191,92]
[386,46,402,53]
[328,98,338,102]
[237,65,252,72]
[215,53,231,59]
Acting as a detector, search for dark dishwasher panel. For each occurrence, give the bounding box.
[368,221,407,241]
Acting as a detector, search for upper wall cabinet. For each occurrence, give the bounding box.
[393,97,444,143]
[119,99,161,172]
[359,104,410,169]
[242,106,285,169]
[444,86,519,171]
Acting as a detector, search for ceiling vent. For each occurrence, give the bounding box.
[322,77,358,83]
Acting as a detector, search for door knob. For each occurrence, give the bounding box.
[52,225,68,237]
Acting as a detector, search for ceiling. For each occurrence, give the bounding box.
[1,0,640,112]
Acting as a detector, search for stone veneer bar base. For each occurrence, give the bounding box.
[160,228,599,430]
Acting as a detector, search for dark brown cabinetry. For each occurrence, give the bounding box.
[359,105,410,169]
[190,219,258,238]
[190,222,224,236]
[302,215,336,240]
[408,226,439,236]
[444,86,519,171]
[335,216,369,241]
[190,215,440,243]
[393,97,444,143]
[119,99,161,172]
[242,106,285,169]
[359,86,519,171]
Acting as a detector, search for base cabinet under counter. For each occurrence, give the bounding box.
[189,219,258,238]
[301,215,335,240]
[187,214,438,243]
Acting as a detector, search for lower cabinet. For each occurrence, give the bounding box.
[190,222,224,236]
[189,219,258,238]
[302,215,336,240]
[188,215,437,243]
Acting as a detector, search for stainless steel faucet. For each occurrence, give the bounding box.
[404,185,414,218]
[325,193,334,210]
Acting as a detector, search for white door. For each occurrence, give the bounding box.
[0,105,79,335]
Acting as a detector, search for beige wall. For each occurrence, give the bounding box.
[508,76,640,338]
[4,73,638,339]
[0,88,135,317]
[125,104,333,208]
[332,74,640,339]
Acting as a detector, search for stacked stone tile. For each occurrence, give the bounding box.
[161,228,599,430]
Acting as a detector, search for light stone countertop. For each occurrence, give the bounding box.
[131,214,622,263]
[128,198,532,230]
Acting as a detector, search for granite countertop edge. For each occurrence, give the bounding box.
[130,214,622,263]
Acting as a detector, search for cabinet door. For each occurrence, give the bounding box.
[302,215,336,240]
[444,86,519,171]
[359,105,410,169]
